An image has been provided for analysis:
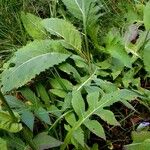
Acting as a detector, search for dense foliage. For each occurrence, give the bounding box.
[0,0,150,150]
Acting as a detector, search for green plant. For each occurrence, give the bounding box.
[0,0,150,149]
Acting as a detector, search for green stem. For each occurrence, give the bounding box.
[21,127,37,150]
[0,89,37,150]
[83,17,92,73]
[52,0,57,17]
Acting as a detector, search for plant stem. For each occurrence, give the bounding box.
[21,127,37,150]
[83,16,93,73]
[0,89,37,150]
[52,0,57,17]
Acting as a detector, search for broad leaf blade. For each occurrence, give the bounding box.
[42,18,82,51]
[2,53,70,92]
[21,12,47,39]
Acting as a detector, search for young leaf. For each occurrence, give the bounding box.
[144,2,150,30]
[33,132,63,149]
[42,18,82,52]
[21,12,47,39]
[83,119,106,139]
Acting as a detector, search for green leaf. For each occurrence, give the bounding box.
[36,83,50,105]
[95,109,120,126]
[59,63,81,82]
[6,135,26,150]
[87,91,99,109]
[65,112,77,127]
[61,93,72,111]
[5,95,25,109]
[61,0,102,43]
[2,52,69,92]
[21,12,47,39]
[107,44,132,68]
[0,138,7,150]
[20,87,40,106]
[21,110,34,131]
[144,2,150,30]
[132,131,150,143]
[33,132,63,149]
[73,127,85,147]
[124,131,150,150]
[42,18,82,51]
[84,119,105,139]
[65,113,84,147]
[61,0,82,20]
[49,78,73,91]
[72,91,85,118]
[94,78,118,93]
[61,89,138,149]
[50,89,67,98]
[0,111,22,133]
[91,143,99,150]
[35,107,51,125]
[47,105,62,117]
[3,40,68,69]
[143,44,150,73]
